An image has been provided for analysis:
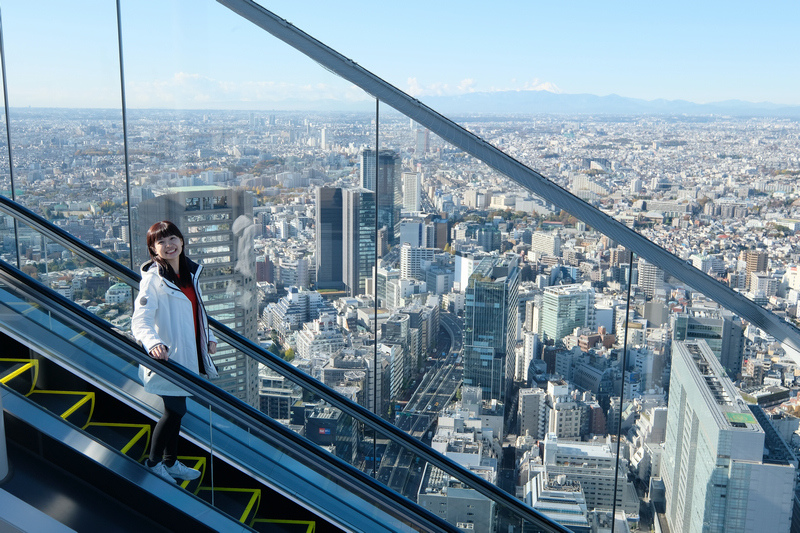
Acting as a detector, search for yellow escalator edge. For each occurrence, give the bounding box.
[85,422,151,455]
[34,390,96,429]
[0,360,37,395]
[60,391,95,429]
[0,358,38,382]
[123,425,151,454]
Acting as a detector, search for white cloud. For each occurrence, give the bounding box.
[126,72,561,108]
[404,76,560,97]
[127,72,372,108]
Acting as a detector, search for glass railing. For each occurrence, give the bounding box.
[0,195,570,532]
[0,0,798,531]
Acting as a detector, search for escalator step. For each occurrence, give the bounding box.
[28,390,95,429]
[196,487,261,524]
[0,358,37,395]
[85,422,151,460]
[250,519,316,533]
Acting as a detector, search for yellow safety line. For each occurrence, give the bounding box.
[123,426,150,454]
[0,361,34,384]
[35,390,96,429]
[69,331,87,343]
[0,358,38,395]
[20,302,40,315]
[85,422,152,454]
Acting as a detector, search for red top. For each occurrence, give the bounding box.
[178,281,205,374]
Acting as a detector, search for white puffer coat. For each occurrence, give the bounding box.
[131,259,218,396]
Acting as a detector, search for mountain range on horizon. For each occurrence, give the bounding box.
[420,90,800,118]
[8,90,800,117]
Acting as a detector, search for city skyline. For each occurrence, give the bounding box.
[1,1,799,110]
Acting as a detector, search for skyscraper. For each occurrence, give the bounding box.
[670,307,745,378]
[360,149,401,247]
[315,186,345,291]
[132,186,259,407]
[414,127,429,158]
[637,257,665,299]
[744,249,768,290]
[540,283,596,343]
[342,187,376,296]
[402,171,421,212]
[463,256,520,403]
[661,340,795,532]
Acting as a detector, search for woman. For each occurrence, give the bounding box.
[131,220,218,483]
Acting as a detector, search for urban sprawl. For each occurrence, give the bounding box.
[5,108,800,531]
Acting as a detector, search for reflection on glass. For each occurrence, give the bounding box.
[0,1,129,270]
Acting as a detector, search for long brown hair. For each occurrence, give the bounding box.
[145,220,189,286]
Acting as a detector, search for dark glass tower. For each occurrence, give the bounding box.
[360,149,401,247]
[342,187,376,296]
[463,256,520,404]
[315,186,345,290]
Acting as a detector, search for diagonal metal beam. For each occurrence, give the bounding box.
[217,0,800,355]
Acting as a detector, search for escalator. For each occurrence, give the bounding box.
[0,262,446,532]
[1,331,320,532]
[0,195,570,533]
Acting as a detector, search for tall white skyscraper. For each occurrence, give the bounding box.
[637,257,665,299]
[402,171,421,212]
[399,243,435,281]
[518,387,547,440]
[661,340,795,532]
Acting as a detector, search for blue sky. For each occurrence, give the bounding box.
[1,0,799,109]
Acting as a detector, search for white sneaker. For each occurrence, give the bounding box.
[165,460,201,481]
[148,461,176,483]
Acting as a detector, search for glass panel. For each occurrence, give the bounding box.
[0,46,15,268]
[118,0,377,414]
[0,1,130,266]
[364,95,800,529]
[369,100,605,530]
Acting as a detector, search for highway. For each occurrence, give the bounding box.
[373,311,463,501]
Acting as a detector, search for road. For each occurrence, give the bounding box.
[373,311,464,501]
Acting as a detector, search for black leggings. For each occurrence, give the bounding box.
[149,395,187,466]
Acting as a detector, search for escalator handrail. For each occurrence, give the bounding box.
[0,194,572,532]
[0,194,140,288]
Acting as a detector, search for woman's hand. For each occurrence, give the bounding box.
[208,341,217,354]
[149,344,169,360]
